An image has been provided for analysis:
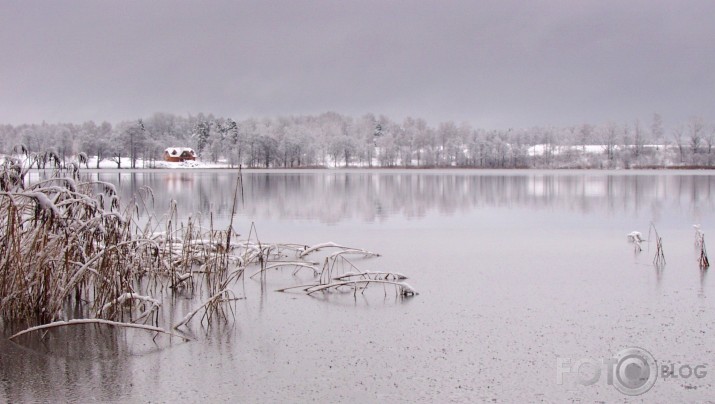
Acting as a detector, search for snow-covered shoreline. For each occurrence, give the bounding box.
[4,153,715,171]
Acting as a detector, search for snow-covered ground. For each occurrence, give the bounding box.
[527,144,666,156]
[0,144,697,170]
[0,154,236,169]
[86,156,232,169]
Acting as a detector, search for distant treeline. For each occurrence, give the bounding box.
[1,112,713,169]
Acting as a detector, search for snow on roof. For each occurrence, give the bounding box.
[164,147,195,155]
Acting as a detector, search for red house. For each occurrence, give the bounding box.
[163,147,197,162]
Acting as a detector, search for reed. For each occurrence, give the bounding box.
[698,235,710,270]
[649,223,666,267]
[9,318,189,341]
[273,253,417,297]
[0,159,248,338]
[626,230,643,253]
[1,157,417,342]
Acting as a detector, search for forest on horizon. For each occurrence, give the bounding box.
[1,111,713,169]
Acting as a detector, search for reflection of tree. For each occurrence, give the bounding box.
[100,171,715,224]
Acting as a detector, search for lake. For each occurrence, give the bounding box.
[2,169,714,402]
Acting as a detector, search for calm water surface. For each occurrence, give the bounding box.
[2,169,715,402]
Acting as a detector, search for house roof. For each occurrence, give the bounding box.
[164,147,195,155]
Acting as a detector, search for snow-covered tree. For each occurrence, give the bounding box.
[602,123,619,164]
[121,119,147,169]
[78,121,112,168]
[192,118,211,156]
[688,116,705,155]
[632,120,645,160]
[672,124,686,164]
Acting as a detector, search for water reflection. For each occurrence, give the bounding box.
[5,169,715,402]
[0,325,134,402]
[77,170,715,223]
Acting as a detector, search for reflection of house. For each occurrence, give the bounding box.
[163,173,194,192]
[163,147,197,162]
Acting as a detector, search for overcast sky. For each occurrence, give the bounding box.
[1,0,714,129]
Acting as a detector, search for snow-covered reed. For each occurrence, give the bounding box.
[0,159,417,342]
[694,226,709,270]
[627,230,643,252]
[0,159,246,338]
[298,242,380,258]
[273,252,417,298]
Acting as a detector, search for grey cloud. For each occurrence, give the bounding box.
[1,0,714,129]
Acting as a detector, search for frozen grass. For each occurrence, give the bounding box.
[0,156,417,342]
[0,157,249,339]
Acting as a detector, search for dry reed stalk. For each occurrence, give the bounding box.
[274,261,417,298]
[9,319,190,341]
[1,156,417,342]
[249,262,320,279]
[172,289,238,329]
[699,235,710,270]
[305,279,417,297]
[95,292,161,321]
[299,242,380,258]
[649,223,666,267]
[0,159,245,334]
[333,271,408,281]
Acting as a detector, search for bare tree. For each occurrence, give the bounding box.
[672,124,686,163]
[632,120,645,160]
[579,124,593,152]
[602,123,619,164]
[704,125,715,166]
[688,116,704,155]
[123,119,146,169]
[651,113,664,148]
